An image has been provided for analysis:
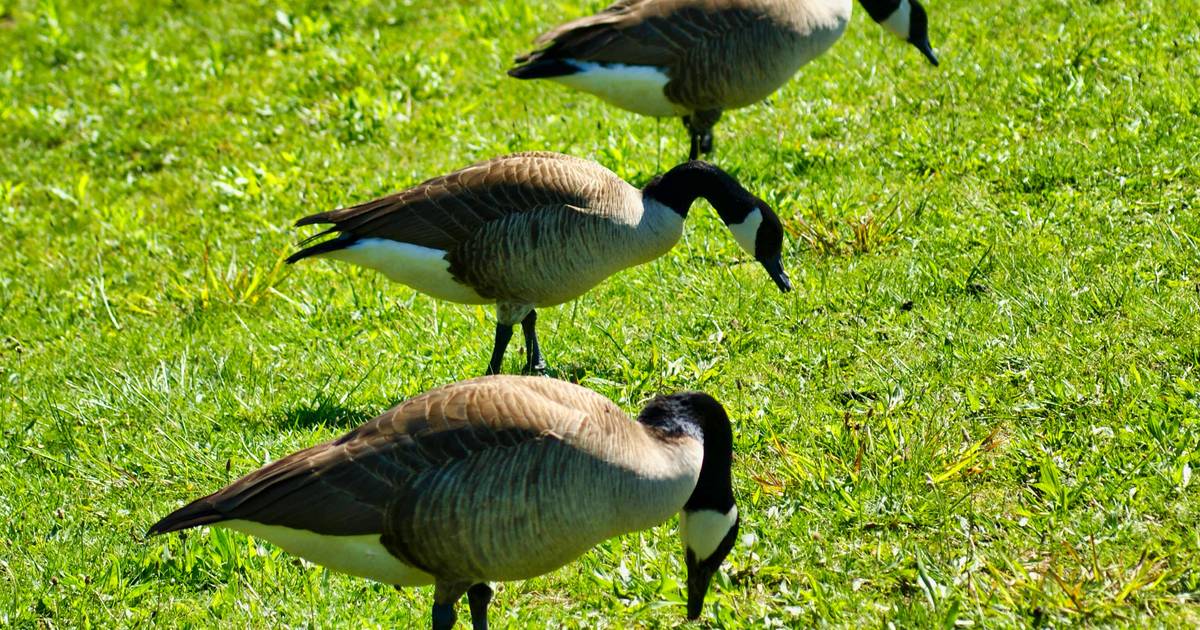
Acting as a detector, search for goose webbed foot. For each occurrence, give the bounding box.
[520,310,547,375]
[467,583,493,630]
[486,323,514,375]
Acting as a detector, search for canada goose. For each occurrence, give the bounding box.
[509,0,939,160]
[285,152,791,375]
[149,376,740,628]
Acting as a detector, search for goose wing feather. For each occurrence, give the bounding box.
[150,377,631,539]
[517,0,761,69]
[292,152,629,252]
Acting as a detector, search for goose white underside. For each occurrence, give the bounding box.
[552,61,686,118]
[226,520,435,586]
[326,238,489,304]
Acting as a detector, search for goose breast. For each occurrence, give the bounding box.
[447,197,684,307]
[667,0,853,110]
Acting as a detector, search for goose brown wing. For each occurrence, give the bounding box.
[290,152,622,254]
[149,378,596,538]
[517,0,761,69]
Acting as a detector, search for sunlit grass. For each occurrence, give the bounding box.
[1,0,1198,626]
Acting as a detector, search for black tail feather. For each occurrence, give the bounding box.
[294,211,337,228]
[508,58,580,80]
[286,235,356,265]
[298,226,338,247]
[148,497,224,535]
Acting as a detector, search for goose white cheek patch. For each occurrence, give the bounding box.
[680,506,738,561]
[881,0,913,40]
[727,208,763,257]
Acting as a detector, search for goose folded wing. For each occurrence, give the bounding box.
[177,386,576,537]
[295,153,606,252]
[522,0,760,68]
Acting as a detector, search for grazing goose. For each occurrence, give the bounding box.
[509,0,940,159]
[149,376,741,629]
[285,152,791,375]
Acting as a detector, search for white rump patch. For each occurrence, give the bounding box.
[552,61,684,118]
[326,238,489,304]
[881,0,912,41]
[680,506,738,562]
[225,520,434,586]
[727,208,763,257]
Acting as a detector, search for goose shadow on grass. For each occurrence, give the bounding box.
[270,365,642,428]
[542,364,589,384]
[542,362,664,392]
[542,361,629,385]
[275,398,374,431]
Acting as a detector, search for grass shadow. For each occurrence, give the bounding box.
[275,398,372,431]
[543,363,674,405]
[544,364,591,384]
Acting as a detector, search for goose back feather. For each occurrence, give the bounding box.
[292,152,629,252]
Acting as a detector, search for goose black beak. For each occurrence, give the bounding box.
[759,256,792,293]
[912,36,939,66]
[686,554,717,620]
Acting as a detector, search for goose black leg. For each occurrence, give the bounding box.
[683,109,722,160]
[432,582,470,630]
[431,603,456,630]
[467,583,494,630]
[697,128,714,156]
[521,310,546,375]
[486,323,514,375]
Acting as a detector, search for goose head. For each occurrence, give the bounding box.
[723,198,791,293]
[859,0,939,66]
[643,161,792,293]
[638,391,739,620]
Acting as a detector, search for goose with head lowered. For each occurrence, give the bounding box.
[509,0,939,160]
[286,151,791,375]
[149,376,741,628]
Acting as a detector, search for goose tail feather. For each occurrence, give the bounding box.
[286,235,356,264]
[508,58,580,80]
[148,497,224,535]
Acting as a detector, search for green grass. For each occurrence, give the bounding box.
[2,0,1199,626]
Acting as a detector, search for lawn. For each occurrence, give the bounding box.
[2,0,1198,626]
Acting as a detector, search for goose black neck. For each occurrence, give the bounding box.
[637,392,735,514]
[857,0,901,23]
[643,161,756,226]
